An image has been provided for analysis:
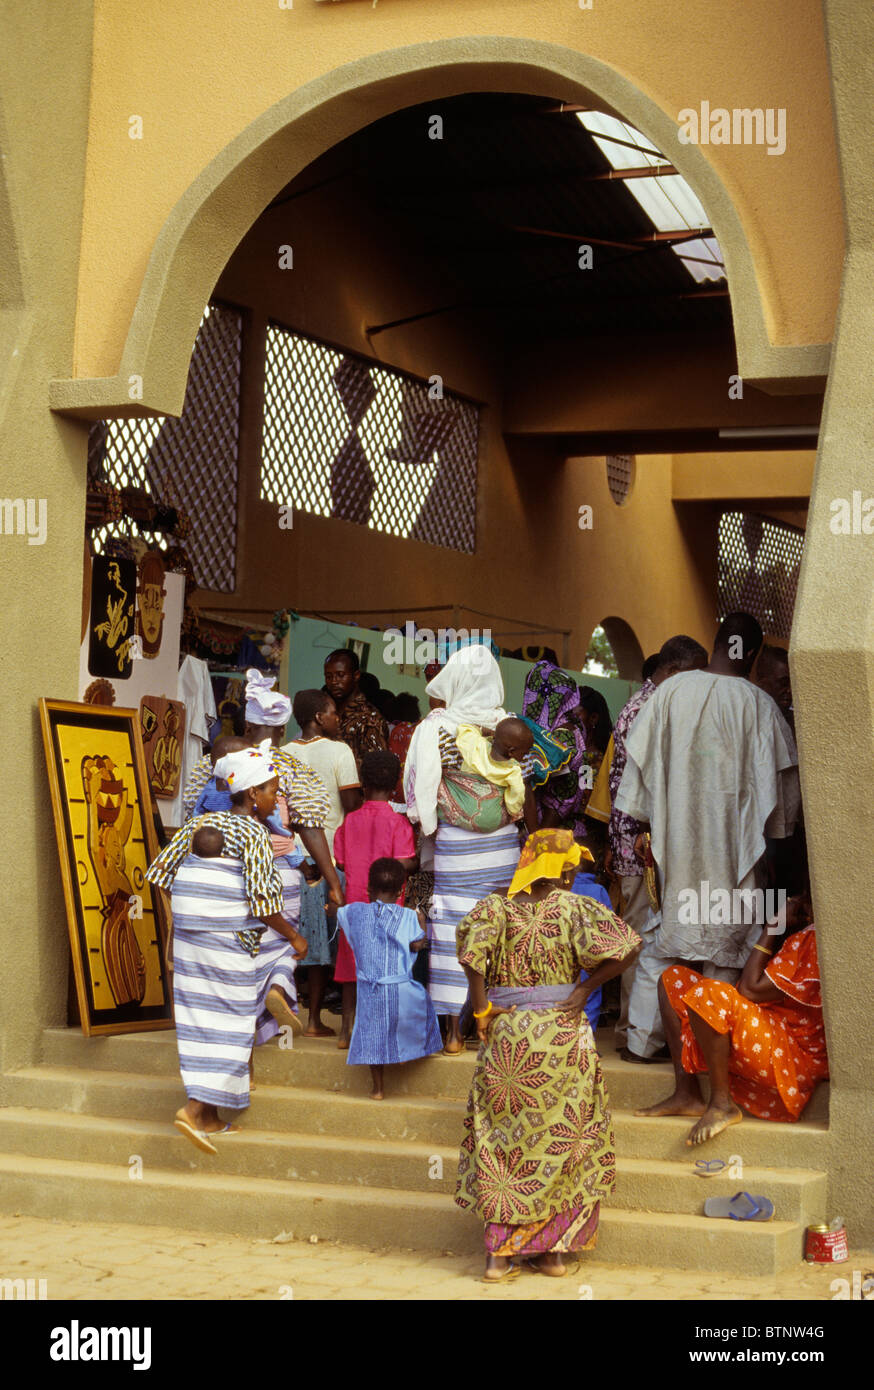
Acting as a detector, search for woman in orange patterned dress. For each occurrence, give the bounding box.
[636,893,828,1145]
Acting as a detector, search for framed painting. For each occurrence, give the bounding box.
[39,699,173,1036]
[139,695,186,798]
[345,636,370,672]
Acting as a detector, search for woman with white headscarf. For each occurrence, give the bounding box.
[404,646,531,1052]
[147,743,309,1154]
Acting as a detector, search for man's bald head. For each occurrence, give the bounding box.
[712,611,763,676]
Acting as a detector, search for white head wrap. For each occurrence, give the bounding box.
[214,739,277,793]
[403,645,507,836]
[245,667,292,726]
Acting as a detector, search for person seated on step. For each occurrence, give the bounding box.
[635,893,828,1145]
[336,857,442,1100]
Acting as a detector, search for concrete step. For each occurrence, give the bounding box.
[0,1109,828,1224]
[0,1151,808,1274]
[3,1065,830,1167]
[37,1027,830,1121]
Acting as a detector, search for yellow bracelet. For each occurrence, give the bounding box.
[472,1001,493,1020]
[751,943,773,956]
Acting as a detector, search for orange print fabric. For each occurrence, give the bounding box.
[662,928,828,1123]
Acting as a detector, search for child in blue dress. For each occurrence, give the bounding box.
[337,857,443,1099]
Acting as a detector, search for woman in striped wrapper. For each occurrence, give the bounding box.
[146,744,336,1154]
[403,645,537,1053]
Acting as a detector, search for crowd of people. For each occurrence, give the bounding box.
[145,620,827,1279]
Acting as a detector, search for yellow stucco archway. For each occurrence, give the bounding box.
[49,36,829,422]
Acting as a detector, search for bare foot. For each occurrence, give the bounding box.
[635,1091,707,1119]
[483,1255,516,1282]
[369,1088,384,1101]
[175,1106,238,1137]
[525,1253,566,1278]
[304,1021,336,1037]
[442,1040,465,1055]
[686,1102,743,1147]
[337,1034,350,1051]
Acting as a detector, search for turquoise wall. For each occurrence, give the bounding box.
[284,615,637,735]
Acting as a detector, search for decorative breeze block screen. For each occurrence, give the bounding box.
[718,511,804,640]
[606,454,635,505]
[89,302,242,593]
[261,324,479,552]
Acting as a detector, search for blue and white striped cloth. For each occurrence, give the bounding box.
[428,823,520,1016]
[171,854,298,1109]
[274,853,302,934]
[340,901,442,1066]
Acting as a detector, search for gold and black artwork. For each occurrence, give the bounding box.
[40,700,173,1036]
[136,551,167,659]
[140,696,185,798]
[88,554,137,678]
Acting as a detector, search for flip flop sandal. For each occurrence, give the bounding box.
[174,1116,219,1156]
[266,988,303,1035]
[210,1123,240,1139]
[523,1256,568,1278]
[695,1159,728,1178]
[704,1191,775,1222]
[480,1260,520,1284]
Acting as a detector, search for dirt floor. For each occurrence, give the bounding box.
[1,1212,872,1301]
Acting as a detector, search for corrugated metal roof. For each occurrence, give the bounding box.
[268,92,733,343]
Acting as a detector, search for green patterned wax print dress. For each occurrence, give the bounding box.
[454,890,639,1254]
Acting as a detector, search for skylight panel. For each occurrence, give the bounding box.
[577,110,666,169]
[576,110,724,281]
[624,174,709,232]
[672,235,726,284]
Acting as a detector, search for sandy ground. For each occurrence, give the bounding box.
[1,1212,872,1301]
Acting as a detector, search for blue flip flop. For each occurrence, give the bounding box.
[695,1159,728,1178]
[704,1191,774,1221]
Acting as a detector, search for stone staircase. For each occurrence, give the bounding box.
[0,1028,829,1274]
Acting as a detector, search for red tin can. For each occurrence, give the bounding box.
[805,1222,849,1263]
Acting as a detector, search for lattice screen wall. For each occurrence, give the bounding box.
[606,454,635,505]
[718,511,805,640]
[261,324,479,551]
[88,302,242,593]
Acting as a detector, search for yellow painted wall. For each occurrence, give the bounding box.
[0,2,94,1073]
[673,451,815,501]
[75,0,841,380]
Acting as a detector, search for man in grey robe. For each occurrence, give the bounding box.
[614,612,800,1060]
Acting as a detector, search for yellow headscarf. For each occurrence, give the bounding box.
[507,827,594,898]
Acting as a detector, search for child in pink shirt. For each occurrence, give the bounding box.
[333,750,417,1048]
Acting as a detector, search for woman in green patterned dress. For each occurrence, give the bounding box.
[455,828,641,1280]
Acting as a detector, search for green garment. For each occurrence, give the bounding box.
[454,889,639,1226]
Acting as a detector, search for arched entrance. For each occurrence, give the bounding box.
[50,37,825,421]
